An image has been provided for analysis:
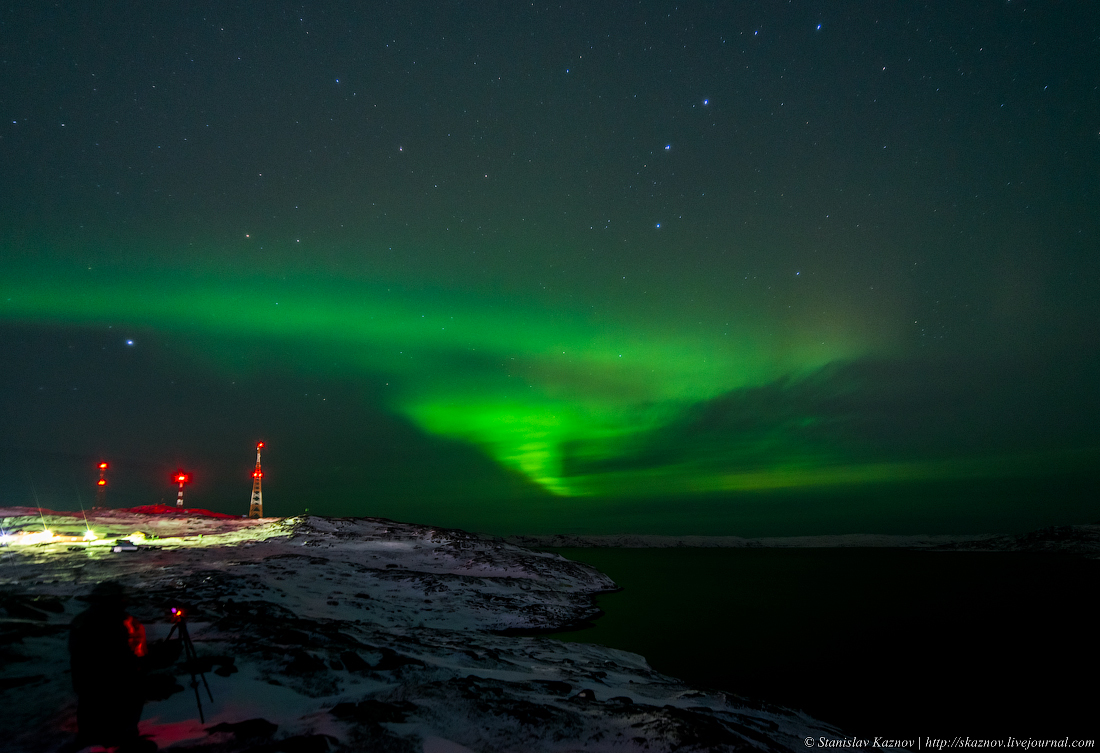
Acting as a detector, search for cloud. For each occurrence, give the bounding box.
[560,352,1100,494]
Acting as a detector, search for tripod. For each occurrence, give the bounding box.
[166,609,214,723]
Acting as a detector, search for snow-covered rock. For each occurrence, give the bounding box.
[506,525,1100,558]
[1,508,849,752]
[933,523,1100,558]
[505,532,1002,550]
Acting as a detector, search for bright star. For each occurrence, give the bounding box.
[125,339,134,346]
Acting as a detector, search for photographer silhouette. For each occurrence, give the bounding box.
[67,581,157,753]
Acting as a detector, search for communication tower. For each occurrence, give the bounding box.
[94,462,109,509]
[174,470,190,507]
[248,442,264,518]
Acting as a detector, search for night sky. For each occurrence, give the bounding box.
[3,2,1098,535]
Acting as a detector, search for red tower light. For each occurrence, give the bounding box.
[94,461,109,509]
[174,470,190,507]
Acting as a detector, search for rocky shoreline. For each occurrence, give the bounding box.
[506,524,1100,558]
[1,509,850,752]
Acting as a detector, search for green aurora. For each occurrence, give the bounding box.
[2,2,1098,534]
[4,248,1094,517]
[2,251,859,495]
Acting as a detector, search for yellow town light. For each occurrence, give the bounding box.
[17,530,56,545]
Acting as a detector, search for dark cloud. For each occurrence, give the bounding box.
[565,352,1100,478]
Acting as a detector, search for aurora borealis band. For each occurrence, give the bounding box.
[2,2,1099,534]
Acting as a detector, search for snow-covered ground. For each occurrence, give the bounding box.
[507,525,1100,558]
[936,523,1100,557]
[1,508,850,753]
[506,532,999,549]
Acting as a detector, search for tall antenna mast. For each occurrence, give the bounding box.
[248,442,264,518]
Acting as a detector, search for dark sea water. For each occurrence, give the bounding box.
[546,548,1098,739]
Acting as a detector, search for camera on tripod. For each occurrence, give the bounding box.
[165,605,214,722]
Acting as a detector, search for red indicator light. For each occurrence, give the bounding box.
[257,441,264,448]
[98,462,109,470]
[97,479,107,486]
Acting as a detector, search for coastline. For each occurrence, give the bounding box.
[545,545,1100,738]
[507,524,1100,557]
[0,508,851,752]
